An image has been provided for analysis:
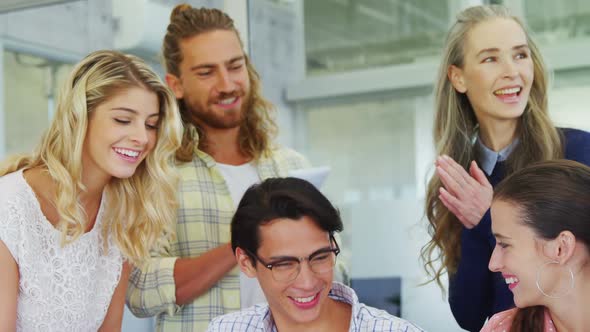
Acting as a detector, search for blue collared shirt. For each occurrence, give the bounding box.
[207,282,424,332]
[475,137,519,176]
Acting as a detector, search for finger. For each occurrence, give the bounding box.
[438,164,477,201]
[439,191,459,217]
[469,161,492,189]
[437,166,463,197]
[437,156,468,189]
[434,156,443,167]
[441,186,486,228]
[441,155,475,188]
[439,189,471,228]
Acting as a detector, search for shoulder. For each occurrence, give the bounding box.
[175,157,211,184]
[480,308,518,332]
[0,170,30,216]
[0,171,29,263]
[257,146,311,178]
[559,127,590,165]
[354,303,425,332]
[560,127,590,145]
[0,170,25,201]
[331,283,424,332]
[207,305,268,331]
[269,146,310,167]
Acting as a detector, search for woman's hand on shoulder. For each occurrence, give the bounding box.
[436,155,493,229]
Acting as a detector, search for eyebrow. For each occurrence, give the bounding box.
[268,245,333,261]
[190,56,245,72]
[493,233,511,240]
[111,107,160,118]
[476,44,529,57]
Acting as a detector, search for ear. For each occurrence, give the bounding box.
[165,73,184,99]
[542,231,577,264]
[448,65,467,93]
[235,247,257,278]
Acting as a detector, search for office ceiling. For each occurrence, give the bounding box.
[303,0,449,73]
[0,0,80,13]
[303,0,590,74]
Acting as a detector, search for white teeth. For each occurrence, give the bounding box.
[114,148,140,158]
[495,87,521,95]
[505,277,519,284]
[293,295,315,303]
[218,97,236,105]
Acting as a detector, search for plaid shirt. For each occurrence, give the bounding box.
[126,147,310,332]
[207,282,425,332]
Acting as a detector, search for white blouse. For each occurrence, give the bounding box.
[0,170,123,331]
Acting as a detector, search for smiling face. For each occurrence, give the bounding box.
[238,216,335,328]
[449,17,534,130]
[82,86,159,185]
[488,200,565,307]
[166,29,250,131]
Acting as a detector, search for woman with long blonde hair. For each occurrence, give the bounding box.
[0,50,182,331]
[421,5,590,331]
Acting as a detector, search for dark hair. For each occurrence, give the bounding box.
[493,159,590,332]
[231,177,343,263]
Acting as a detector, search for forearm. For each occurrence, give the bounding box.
[99,262,130,332]
[174,243,237,305]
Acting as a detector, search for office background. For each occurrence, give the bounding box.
[1,0,589,331]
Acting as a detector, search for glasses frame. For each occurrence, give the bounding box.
[245,234,340,282]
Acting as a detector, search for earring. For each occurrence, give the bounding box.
[535,260,575,299]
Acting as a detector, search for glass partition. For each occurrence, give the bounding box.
[523,0,590,44]
[303,0,451,75]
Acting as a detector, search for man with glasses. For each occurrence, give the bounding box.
[207,177,424,331]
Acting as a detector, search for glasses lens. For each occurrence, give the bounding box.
[309,251,336,274]
[270,250,338,282]
[271,260,300,282]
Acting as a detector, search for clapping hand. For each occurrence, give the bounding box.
[436,155,493,229]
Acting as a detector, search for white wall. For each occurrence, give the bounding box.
[550,85,590,132]
[0,0,113,60]
[0,42,4,160]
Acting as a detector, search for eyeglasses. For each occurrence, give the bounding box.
[246,235,340,282]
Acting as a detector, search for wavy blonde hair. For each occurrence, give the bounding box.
[162,4,277,162]
[421,5,563,288]
[0,50,183,265]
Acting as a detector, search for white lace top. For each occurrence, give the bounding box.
[0,170,123,331]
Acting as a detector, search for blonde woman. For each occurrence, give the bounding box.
[0,50,182,331]
[421,5,590,331]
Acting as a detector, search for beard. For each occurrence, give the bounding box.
[183,90,251,130]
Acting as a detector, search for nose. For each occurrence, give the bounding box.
[215,68,236,94]
[292,260,317,289]
[502,58,519,79]
[130,123,149,146]
[488,246,503,272]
